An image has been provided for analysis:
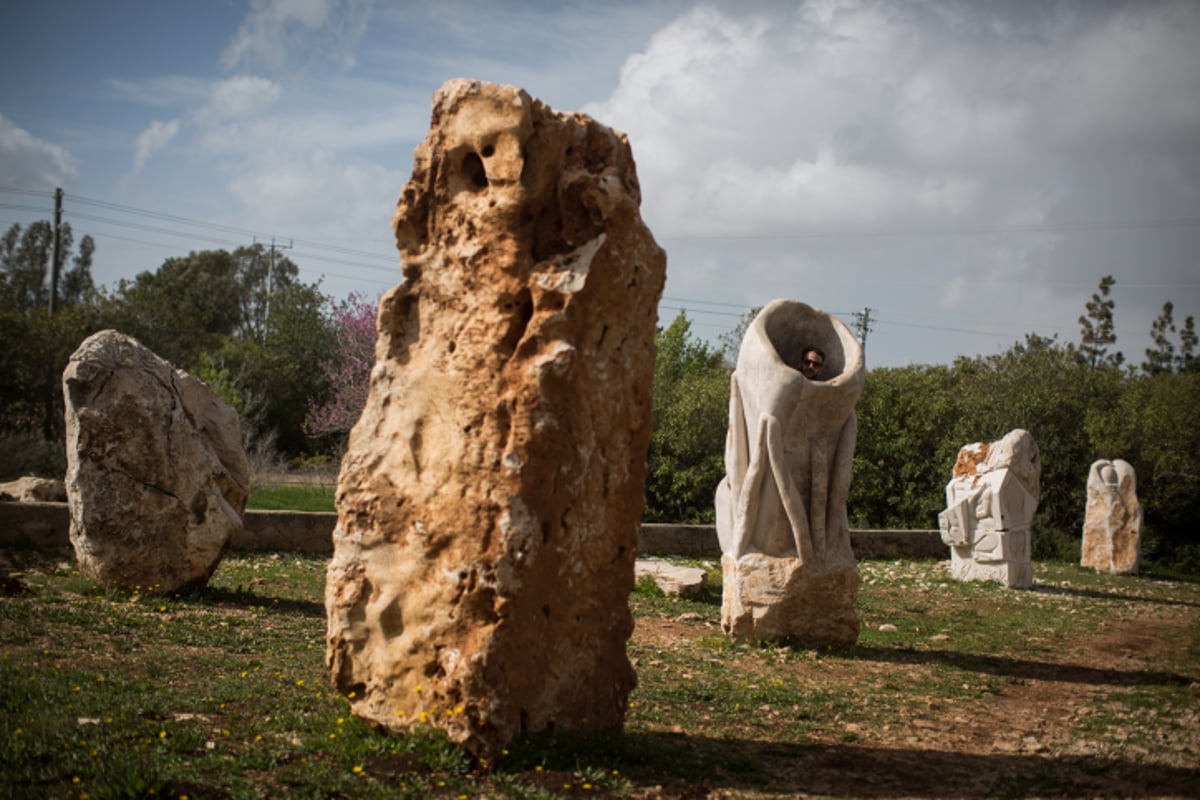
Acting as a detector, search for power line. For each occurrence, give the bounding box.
[655,216,1200,242]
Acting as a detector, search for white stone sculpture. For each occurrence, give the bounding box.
[324,79,665,760]
[63,330,249,594]
[715,300,864,645]
[938,429,1040,589]
[1081,459,1143,574]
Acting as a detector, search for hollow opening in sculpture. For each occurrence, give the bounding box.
[762,303,847,378]
[462,151,489,191]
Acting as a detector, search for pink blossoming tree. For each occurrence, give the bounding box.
[304,292,378,440]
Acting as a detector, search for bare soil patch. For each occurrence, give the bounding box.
[628,582,1200,798]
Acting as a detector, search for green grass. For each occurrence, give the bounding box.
[1,552,1197,798]
[246,484,336,513]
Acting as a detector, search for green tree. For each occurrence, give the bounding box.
[0,222,95,314]
[951,334,1121,559]
[1078,274,1123,369]
[645,311,731,523]
[0,222,98,443]
[1087,371,1200,569]
[850,364,961,529]
[107,249,243,369]
[1144,302,1178,375]
[1143,301,1198,375]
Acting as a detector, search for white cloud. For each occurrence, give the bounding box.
[226,148,405,248]
[219,0,372,73]
[129,119,181,179]
[201,76,283,121]
[579,1,1200,364]
[0,115,79,191]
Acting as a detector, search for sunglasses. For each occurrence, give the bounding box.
[803,359,823,368]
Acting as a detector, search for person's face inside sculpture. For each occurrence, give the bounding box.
[799,347,825,381]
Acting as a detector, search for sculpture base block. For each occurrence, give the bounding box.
[948,547,1033,589]
[720,554,859,645]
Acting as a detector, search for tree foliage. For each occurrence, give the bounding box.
[1143,301,1198,375]
[644,311,731,523]
[1078,274,1123,369]
[849,364,961,530]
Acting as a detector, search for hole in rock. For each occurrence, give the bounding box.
[498,289,534,358]
[462,151,488,190]
[541,521,551,545]
[542,603,551,620]
[481,144,495,158]
[448,340,456,354]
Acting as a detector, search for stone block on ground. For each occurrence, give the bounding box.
[0,476,66,503]
[635,558,708,597]
[62,330,249,593]
[324,78,666,759]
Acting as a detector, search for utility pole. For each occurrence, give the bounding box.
[853,307,874,354]
[253,236,293,328]
[48,187,63,315]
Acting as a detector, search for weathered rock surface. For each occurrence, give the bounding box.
[1081,459,1142,574]
[938,429,1040,589]
[714,300,864,645]
[325,79,666,759]
[63,330,249,593]
[0,476,66,503]
[635,559,708,597]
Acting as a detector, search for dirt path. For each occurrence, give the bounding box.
[631,600,1200,799]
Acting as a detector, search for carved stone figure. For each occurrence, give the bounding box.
[63,330,249,594]
[715,300,864,644]
[324,79,666,759]
[938,429,1040,589]
[1081,459,1142,574]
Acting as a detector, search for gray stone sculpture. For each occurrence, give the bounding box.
[1081,459,1142,574]
[715,300,864,644]
[63,330,249,593]
[939,429,1040,589]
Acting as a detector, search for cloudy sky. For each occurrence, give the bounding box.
[2,0,1197,368]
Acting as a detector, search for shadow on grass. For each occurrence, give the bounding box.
[1031,582,1200,608]
[176,584,327,618]
[838,644,1193,688]
[509,728,1200,798]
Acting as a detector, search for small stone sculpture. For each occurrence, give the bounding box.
[939,429,1040,589]
[324,79,666,759]
[1081,459,1143,574]
[714,300,864,645]
[63,330,249,593]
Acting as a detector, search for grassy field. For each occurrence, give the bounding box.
[246,484,336,513]
[1,551,1197,798]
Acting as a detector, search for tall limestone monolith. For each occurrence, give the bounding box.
[63,330,249,594]
[1081,459,1143,574]
[939,429,1040,589]
[324,79,666,759]
[714,300,865,645]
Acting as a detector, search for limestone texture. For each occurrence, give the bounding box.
[324,79,666,759]
[1081,459,1142,574]
[63,330,249,593]
[939,429,1040,589]
[635,559,708,598]
[0,476,66,503]
[714,300,864,645]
